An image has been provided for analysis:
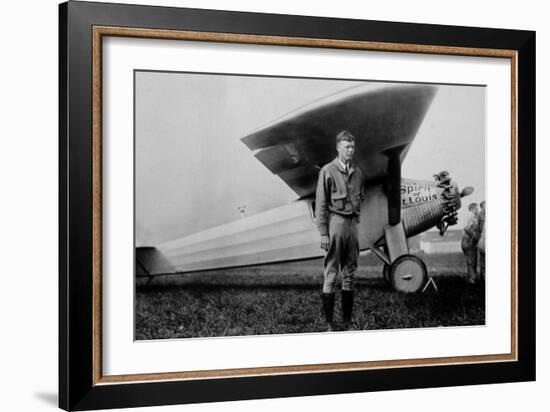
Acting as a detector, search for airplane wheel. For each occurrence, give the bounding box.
[389,254,427,293]
[383,263,391,284]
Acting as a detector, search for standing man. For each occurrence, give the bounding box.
[477,201,486,281]
[315,130,365,331]
[461,202,480,284]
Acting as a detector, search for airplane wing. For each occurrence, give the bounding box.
[241,83,437,198]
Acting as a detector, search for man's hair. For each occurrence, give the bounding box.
[480,200,486,209]
[336,130,355,144]
[468,202,478,212]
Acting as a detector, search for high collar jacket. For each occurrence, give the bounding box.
[315,158,365,236]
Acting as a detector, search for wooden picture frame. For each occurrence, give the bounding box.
[59,1,535,410]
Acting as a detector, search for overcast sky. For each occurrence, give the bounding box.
[135,72,485,246]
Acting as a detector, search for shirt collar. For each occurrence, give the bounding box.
[334,157,354,174]
[338,158,349,171]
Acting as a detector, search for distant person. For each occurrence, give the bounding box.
[461,202,480,284]
[477,201,486,281]
[315,130,365,331]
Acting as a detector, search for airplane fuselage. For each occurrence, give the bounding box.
[154,177,463,275]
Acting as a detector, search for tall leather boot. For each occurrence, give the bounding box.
[321,293,335,332]
[341,290,354,330]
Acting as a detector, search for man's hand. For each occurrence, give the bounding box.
[320,235,330,251]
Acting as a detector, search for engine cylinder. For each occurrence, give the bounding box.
[402,201,444,237]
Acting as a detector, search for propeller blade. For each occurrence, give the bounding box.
[460,186,474,197]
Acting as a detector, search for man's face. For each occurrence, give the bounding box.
[472,206,479,215]
[337,140,355,163]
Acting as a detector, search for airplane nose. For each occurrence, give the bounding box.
[442,182,461,213]
[433,171,474,235]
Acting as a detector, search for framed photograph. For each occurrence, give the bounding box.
[59,1,535,410]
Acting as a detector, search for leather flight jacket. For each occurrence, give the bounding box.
[315,158,365,236]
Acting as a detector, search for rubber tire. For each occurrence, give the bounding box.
[389,254,428,293]
[383,263,391,284]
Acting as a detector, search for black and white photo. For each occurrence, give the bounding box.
[134,72,487,339]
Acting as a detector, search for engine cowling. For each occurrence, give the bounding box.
[401,171,473,238]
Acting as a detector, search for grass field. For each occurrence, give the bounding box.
[135,252,485,340]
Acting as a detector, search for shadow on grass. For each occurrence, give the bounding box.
[138,282,320,293]
[137,276,389,293]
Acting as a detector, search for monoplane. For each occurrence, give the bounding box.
[137,84,473,293]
